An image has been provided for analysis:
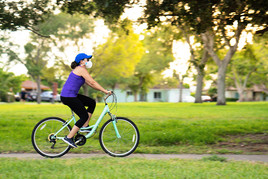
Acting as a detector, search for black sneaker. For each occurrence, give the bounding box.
[80,126,92,133]
[62,136,77,148]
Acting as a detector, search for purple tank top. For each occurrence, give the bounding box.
[61,71,85,97]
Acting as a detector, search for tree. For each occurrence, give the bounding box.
[227,33,268,101]
[23,37,50,103]
[0,68,26,102]
[121,24,177,101]
[0,0,54,37]
[0,31,18,63]
[227,45,258,101]
[58,0,132,26]
[39,12,95,96]
[142,1,212,103]
[173,70,189,102]
[92,19,144,90]
[143,0,268,105]
[8,13,95,102]
[182,30,210,103]
[249,33,268,91]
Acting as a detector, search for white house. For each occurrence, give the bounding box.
[112,86,192,103]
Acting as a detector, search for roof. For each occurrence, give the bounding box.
[21,80,50,90]
[253,84,268,93]
[226,85,268,94]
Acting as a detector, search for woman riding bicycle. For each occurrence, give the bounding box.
[61,53,112,148]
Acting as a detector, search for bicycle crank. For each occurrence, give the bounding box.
[74,134,87,146]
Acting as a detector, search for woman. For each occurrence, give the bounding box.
[61,53,111,148]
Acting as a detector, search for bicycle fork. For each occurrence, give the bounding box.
[109,112,121,139]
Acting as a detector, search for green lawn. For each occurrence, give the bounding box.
[0,157,267,179]
[0,102,267,154]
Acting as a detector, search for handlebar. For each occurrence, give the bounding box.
[104,91,117,113]
[104,91,113,102]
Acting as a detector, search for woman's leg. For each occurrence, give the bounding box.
[61,96,89,138]
[67,125,80,139]
[82,113,92,127]
[77,94,96,128]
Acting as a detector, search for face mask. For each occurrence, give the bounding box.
[85,61,92,68]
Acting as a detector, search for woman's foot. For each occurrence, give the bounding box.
[62,136,77,148]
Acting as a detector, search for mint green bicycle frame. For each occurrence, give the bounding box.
[54,103,121,141]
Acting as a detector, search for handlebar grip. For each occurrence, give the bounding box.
[104,91,113,101]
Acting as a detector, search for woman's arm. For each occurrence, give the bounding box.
[80,68,109,94]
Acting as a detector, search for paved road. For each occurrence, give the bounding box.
[0,153,267,162]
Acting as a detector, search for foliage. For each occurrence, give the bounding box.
[0,68,26,102]
[37,13,95,89]
[122,24,178,99]
[228,43,267,87]
[143,0,268,105]
[0,31,18,62]
[41,66,65,91]
[248,33,268,88]
[144,0,268,34]
[92,19,144,89]
[0,0,54,36]
[58,0,132,26]
[155,76,179,88]
[226,32,268,101]
[208,87,217,98]
[23,37,50,78]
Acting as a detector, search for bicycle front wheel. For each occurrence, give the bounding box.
[99,117,139,157]
[31,117,72,158]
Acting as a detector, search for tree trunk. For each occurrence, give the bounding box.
[140,90,147,101]
[36,76,42,104]
[134,92,138,102]
[181,27,209,104]
[233,71,245,102]
[195,70,203,103]
[217,64,228,105]
[201,30,241,105]
[179,81,183,102]
[233,67,256,102]
[237,89,245,102]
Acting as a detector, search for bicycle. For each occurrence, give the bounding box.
[31,92,140,158]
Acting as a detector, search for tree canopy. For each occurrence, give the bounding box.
[143,0,268,105]
[0,0,54,36]
[92,19,144,89]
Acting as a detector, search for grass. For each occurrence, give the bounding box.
[0,102,267,154]
[0,157,267,178]
[201,155,228,162]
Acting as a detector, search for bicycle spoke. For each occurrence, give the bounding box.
[32,118,71,158]
[100,118,139,157]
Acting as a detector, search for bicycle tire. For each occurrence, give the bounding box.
[99,117,139,157]
[31,117,72,158]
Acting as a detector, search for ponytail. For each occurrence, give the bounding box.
[71,61,79,69]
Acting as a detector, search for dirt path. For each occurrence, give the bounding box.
[0,153,267,162]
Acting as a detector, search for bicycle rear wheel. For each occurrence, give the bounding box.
[99,117,139,157]
[31,117,72,158]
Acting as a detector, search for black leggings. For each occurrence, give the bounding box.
[60,94,96,128]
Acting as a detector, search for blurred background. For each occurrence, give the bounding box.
[0,0,267,105]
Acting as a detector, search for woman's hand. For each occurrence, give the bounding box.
[105,90,113,95]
